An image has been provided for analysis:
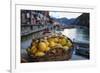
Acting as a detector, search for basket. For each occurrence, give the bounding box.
[27,47,73,62]
[26,37,74,62]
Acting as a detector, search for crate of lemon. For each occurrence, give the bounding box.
[26,35,73,62]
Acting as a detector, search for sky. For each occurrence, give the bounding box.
[49,11,82,19]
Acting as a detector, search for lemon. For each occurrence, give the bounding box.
[68,40,72,47]
[44,40,49,47]
[35,51,45,57]
[63,46,69,51]
[45,47,50,52]
[48,37,55,42]
[49,41,56,48]
[59,38,67,46]
[31,46,37,54]
[54,38,59,43]
[58,38,61,43]
[38,42,47,52]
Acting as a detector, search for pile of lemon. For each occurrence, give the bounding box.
[26,35,72,57]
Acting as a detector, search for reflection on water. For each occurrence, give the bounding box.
[61,28,89,43]
[61,28,77,40]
